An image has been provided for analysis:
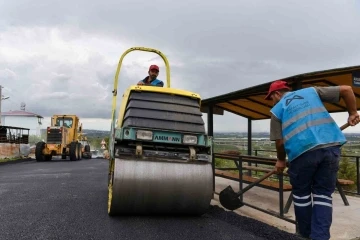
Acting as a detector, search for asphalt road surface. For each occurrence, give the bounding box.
[0,158,303,240]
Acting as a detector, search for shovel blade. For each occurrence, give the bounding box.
[219,185,244,210]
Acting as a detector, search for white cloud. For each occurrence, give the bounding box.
[1,0,360,133]
[41,117,111,131]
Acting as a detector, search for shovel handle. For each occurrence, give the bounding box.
[340,122,350,131]
[236,170,277,197]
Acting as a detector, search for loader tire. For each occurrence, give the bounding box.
[69,142,77,161]
[77,143,82,160]
[84,145,90,152]
[45,155,52,161]
[35,142,46,162]
[83,145,91,159]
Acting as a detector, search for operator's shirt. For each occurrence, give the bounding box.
[140,76,164,87]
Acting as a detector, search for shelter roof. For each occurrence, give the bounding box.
[200,65,360,120]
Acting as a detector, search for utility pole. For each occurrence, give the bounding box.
[0,85,2,126]
[0,85,10,126]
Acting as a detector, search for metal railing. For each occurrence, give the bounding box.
[0,126,30,144]
[0,135,29,144]
[214,152,296,225]
[214,150,356,230]
[254,149,360,196]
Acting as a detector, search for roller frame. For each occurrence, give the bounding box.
[107,47,214,216]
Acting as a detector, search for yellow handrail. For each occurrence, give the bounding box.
[108,47,171,156]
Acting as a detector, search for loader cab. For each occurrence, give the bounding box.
[52,115,79,129]
[55,117,73,128]
[51,115,80,142]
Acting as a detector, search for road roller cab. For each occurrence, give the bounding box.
[107,47,214,216]
[113,86,212,162]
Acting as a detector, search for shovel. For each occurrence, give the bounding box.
[219,122,351,211]
[219,170,277,210]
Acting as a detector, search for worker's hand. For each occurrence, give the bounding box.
[274,160,286,174]
[137,81,144,85]
[348,112,360,126]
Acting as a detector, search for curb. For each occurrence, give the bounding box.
[0,157,34,166]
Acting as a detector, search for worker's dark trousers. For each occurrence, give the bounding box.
[287,146,341,240]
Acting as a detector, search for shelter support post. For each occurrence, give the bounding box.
[207,105,215,192]
[357,157,360,195]
[247,118,252,176]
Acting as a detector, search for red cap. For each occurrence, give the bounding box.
[264,80,291,100]
[149,65,159,71]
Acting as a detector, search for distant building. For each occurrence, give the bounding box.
[1,110,43,136]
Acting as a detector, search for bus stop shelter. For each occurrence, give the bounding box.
[201,64,360,153]
[200,65,360,224]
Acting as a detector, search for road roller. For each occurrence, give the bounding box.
[107,47,214,216]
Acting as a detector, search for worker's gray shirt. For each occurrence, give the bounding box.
[270,86,341,150]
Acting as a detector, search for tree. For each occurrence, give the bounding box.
[338,157,357,191]
[29,135,42,145]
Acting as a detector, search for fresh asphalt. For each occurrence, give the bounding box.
[0,158,304,240]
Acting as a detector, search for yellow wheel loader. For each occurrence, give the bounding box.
[35,115,89,161]
[78,133,92,159]
[107,47,214,216]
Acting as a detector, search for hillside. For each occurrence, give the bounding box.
[40,129,360,141]
[81,129,110,138]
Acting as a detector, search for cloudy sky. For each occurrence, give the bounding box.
[1,0,360,133]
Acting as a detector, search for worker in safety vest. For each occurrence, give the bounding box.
[265,80,359,240]
[137,65,164,87]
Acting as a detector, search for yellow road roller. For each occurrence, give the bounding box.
[107,47,214,216]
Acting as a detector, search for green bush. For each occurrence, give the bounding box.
[215,158,237,169]
[337,157,358,192]
[29,135,42,145]
[213,144,239,153]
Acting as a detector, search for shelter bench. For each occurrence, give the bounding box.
[336,179,355,206]
[214,153,355,222]
[214,153,293,222]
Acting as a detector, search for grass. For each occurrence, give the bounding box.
[0,157,19,163]
[0,156,29,163]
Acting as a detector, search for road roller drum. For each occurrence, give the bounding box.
[108,159,213,215]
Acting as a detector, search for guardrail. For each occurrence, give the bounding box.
[254,149,360,196]
[214,152,296,225]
